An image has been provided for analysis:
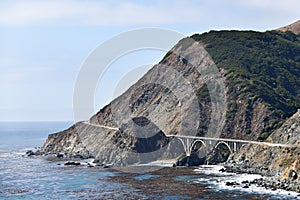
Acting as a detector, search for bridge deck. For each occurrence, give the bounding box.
[165,135,299,148]
[80,122,299,149]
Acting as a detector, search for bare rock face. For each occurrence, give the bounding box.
[277,20,300,35]
[42,123,88,158]
[269,110,300,146]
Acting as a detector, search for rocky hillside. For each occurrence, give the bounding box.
[277,20,300,35]
[231,109,300,183]
[191,29,300,140]
[42,22,300,167]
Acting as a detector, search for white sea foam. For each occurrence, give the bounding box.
[133,159,176,167]
[0,151,12,158]
[194,165,236,176]
[80,159,96,166]
[194,165,300,199]
[147,159,176,166]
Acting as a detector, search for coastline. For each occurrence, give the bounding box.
[223,160,300,195]
[35,149,300,197]
[194,164,300,199]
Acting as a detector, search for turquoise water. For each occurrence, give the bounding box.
[0,122,299,199]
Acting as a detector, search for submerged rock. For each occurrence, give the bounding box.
[64,161,81,166]
[26,150,35,156]
[26,150,41,156]
[56,153,64,158]
[226,181,239,186]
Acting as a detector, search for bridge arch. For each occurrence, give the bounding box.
[175,137,191,156]
[215,141,233,154]
[190,139,206,152]
[174,138,208,156]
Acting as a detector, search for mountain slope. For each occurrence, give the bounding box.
[231,110,300,185]
[42,24,300,167]
[191,30,300,140]
[277,20,300,35]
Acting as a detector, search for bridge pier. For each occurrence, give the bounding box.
[234,142,237,152]
[177,137,194,156]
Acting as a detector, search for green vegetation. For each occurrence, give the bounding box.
[192,31,300,114]
[259,132,269,141]
[196,84,210,103]
[191,30,300,139]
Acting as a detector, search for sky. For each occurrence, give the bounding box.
[0,0,299,122]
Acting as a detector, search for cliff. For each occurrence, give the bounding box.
[42,21,300,168]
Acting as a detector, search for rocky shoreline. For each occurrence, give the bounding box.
[175,153,300,195]
[223,159,300,194]
[25,149,114,169]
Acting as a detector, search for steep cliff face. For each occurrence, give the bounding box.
[42,24,300,166]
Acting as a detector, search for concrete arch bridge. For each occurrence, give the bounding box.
[165,135,298,157]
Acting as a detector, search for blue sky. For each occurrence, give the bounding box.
[0,0,299,121]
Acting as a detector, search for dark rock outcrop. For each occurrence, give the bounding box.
[25,150,41,156]
[206,143,231,165]
[64,161,81,166]
[176,152,206,167]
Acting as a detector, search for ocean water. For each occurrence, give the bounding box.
[0,122,299,200]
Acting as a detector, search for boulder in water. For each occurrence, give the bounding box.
[64,161,81,166]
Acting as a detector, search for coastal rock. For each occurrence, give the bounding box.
[26,150,35,156]
[289,170,298,180]
[26,150,41,156]
[219,168,226,172]
[56,153,64,158]
[226,181,239,186]
[205,144,231,164]
[176,152,206,167]
[64,161,81,166]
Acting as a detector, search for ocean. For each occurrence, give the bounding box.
[0,122,299,199]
